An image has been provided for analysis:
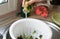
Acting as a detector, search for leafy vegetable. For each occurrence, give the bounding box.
[35,38,38,39]
[39,35,42,39]
[32,30,36,34]
[29,36,33,39]
[17,30,37,39]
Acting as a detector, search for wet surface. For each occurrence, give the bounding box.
[51,28,60,39]
[6,31,11,39]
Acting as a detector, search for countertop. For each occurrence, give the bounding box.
[0,6,60,27]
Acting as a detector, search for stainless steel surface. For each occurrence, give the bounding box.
[0,33,3,39]
[0,25,10,39]
[45,21,60,32]
[45,21,60,39]
[0,20,16,39]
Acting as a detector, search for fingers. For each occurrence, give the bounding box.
[22,0,29,7]
[22,0,26,7]
[28,0,35,5]
[28,0,46,5]
[22,0,46,7]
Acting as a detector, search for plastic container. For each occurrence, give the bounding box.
[9,18,52,39]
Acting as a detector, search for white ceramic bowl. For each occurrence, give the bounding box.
[9,18,52,39]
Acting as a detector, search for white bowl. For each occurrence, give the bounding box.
[9,18,52,39]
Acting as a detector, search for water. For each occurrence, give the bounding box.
[23,9,28,31]
[25,12,27,18]
[23,9,28,18]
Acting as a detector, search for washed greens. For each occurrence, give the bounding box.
[17,31,42,39]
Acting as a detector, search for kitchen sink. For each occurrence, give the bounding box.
[0,15,60,39]
[0,19,60,39]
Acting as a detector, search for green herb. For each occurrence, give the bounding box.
[26,0,34,12]
[23,33,26,39]
[39,35,42,39]
[17,35,23,39]
[35,38,38,39]
[29,36,33,39]
[17,30,37,39]
[32,30,36,34]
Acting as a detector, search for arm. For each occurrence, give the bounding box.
[22,0,46,7]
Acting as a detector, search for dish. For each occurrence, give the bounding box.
[52,13,60,26]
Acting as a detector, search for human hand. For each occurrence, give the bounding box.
[22,0,46,7]
[28,0,46,5]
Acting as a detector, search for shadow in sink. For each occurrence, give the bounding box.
[51,28,60,39]
[6,31,11,39]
